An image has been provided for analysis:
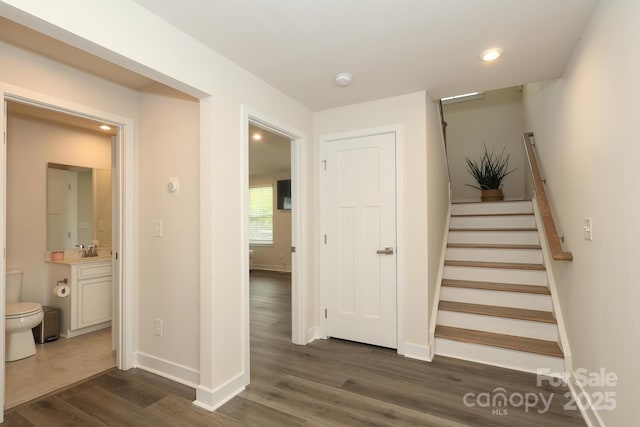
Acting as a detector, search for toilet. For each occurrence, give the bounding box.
[5,269,43,362]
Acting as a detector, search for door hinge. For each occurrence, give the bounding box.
[324,234,327,244]
[291,246,296,253]
[325,308,327,319]
[115,252,118,260]
[68,184,71,190]
[321,160,327,171]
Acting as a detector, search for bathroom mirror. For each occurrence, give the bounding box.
[46,162,112,251]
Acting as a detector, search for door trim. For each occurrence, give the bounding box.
[318,125,405,355]
[241,106,309,386]
[0,83,136,420]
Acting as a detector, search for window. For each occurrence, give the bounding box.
[249,185,273,244]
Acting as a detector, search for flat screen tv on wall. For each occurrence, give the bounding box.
[277,179,291,210]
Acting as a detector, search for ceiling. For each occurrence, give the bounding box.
[0,2,599,175]
[131,0,599,111]
[7,101,118,136]
[249,125,291,176]
[1,2,599,112]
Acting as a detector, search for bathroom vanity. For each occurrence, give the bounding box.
[47,257,112,338]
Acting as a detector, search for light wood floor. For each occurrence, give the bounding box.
[4,270,585,426]
[5,327,115,409]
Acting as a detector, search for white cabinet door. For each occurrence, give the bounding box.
[77,276,112,329]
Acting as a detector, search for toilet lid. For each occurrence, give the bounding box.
[6,302,42,318]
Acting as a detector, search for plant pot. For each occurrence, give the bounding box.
[481,189,504,201]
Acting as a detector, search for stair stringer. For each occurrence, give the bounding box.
[531,197,573,376]
[427,203,451,361]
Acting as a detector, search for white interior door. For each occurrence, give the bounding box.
[323,132,397,348]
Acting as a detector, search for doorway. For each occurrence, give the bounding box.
[241,109,308,384]
[0,88,135,417]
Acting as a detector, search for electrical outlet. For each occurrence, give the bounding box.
[154,318,163,336]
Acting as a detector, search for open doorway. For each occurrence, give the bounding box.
[247,123,294,373]
[242,111,308,384]
[0,90,135,413]
[248,124,293,274]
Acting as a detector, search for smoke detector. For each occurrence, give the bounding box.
[334,72,353,87]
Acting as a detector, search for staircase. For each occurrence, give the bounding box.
[434,200,565,374]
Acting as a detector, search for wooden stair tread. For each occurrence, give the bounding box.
[451,213,534,217]
[449,227,538,232]
[452,200,532,205]
[447,243,541,250]
[439,300,556,323]
[435,325,563,358]
[444,260,546,271]
[442,279,550,295]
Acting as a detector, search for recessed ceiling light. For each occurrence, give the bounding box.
[99,124,111,131]
[252,132,263,141]
[335,72,353,87]
[481,48,503,62]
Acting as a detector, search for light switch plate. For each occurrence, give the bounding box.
[154,220,163,237]
[584,217,592,241]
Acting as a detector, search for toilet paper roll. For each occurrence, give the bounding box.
[54,284,70,298]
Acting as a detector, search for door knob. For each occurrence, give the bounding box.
[376,247,394,255]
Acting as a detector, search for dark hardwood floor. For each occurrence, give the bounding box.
[4,270,585,426]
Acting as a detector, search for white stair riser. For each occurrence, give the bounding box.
[450,215,536,229]
[434,338,564,374]
[437,311,559,341]
[443,266,547,286]
[451,201,533,216]
[440,287,552,311]
[446,247,543,264]
[448,230,539,245]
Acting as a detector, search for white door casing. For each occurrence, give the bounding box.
[1,85,136,422]
[322,132,397,349]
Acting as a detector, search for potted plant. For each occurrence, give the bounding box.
[466,144,516,201]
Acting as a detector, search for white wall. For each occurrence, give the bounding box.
[94,167,112,246]
[137,86,201,375]
[444,87,526,202]
[249,171,292,272]
[0,0,314,408]
[6,113,111,305]
[314,91,431,354]
[522,1,640,425]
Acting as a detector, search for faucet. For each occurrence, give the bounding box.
[86,245,99,257]
[76,243,86,258]
[76,243,99,257]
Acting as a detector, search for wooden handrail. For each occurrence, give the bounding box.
[523,132,573,261]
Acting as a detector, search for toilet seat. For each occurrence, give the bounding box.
[6,302,42,319]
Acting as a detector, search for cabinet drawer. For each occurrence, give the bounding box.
[77,262,111,279]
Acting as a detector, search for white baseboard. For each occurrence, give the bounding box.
[306,326,320,343]
[135,351,199,388]
[252,264,291,273]
[193,372,246,412]
[567,369,606,427]
[61,321,111,338]
[403,342,432,362]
